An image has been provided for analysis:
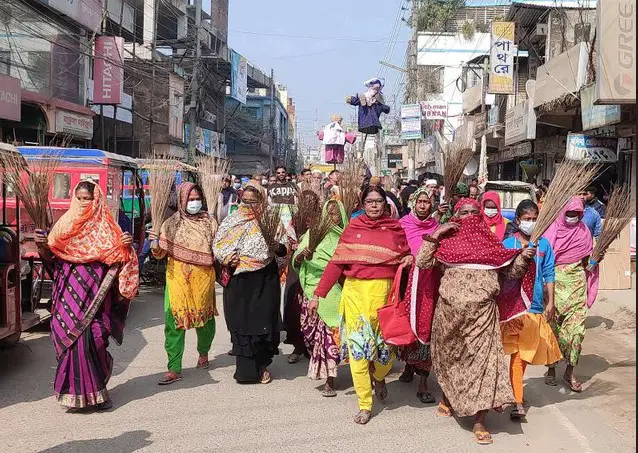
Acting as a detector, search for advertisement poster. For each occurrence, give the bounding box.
[488,21,516,94]
[230,50,248,104]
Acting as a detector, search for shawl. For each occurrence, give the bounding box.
[543,196,598,308]
[159,182,217,267]
[293,200,348,327]
[435,212,535,322]
[400,188,438,256]
[48,181,139,300]
[331,213,409,266]
[481,191,508,241]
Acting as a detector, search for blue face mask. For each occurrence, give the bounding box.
[233,183,241,190]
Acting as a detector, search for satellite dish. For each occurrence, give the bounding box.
[463,156,478,176]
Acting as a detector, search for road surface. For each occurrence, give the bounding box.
[0,285,635,453]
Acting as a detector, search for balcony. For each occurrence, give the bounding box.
[534,42,589,109]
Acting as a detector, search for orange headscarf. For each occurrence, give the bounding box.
[48,180,139,300]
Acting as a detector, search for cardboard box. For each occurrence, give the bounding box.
[598,223,632,290]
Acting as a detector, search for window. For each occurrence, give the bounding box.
[80,173,100,185]
[52,173,71,199]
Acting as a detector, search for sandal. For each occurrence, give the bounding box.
[354,410,372,425]
[417,392,436,404]
[563,374,583,393]
[399,366,415,383]
[96,400,113,411]
[437,402,453,417]
[321,385,337,398]
[473,430,493,445]
[510,405,526,420]
[545,373,557,386]
[374,379,388,402]
[260,369,272,384]
[196,356,209,369]
[158,371,182,386]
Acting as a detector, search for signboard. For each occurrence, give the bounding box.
[505,100,536,146]
[488,22,516,94]
[420,101,448,120]
[566,133,618,163]
[0,74,21,122]
[488,105,500,126]
[88,80,133,124]
[230,50,248,104]
[497,141,532,162]
[38,0,103,33]
[595,0,636,104]
[55,110,94,139]
[93,37,124,105]
[581,84,621,130]
[400,104,421,140]
[387,153,403,168]
[51,35,80,104]
[474,112,488,138]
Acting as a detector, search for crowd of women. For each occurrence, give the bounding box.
[33,170,599,445]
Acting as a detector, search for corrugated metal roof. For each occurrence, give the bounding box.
[506,1,597,27]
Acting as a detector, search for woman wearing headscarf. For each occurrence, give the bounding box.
[397,187,440,404]
[543,197,597,393]
[416,198,536,445]
[150,182,218,385]
[35,180,139,410]
[294,199,349,397]
[481,191,509,240]
[309,185,412,424]
[213,181,288,384]
[501,200,562,419]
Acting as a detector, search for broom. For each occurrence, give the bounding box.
[145,155,176,237]
[307,213,333,253]
[254,202,282,254]
[529,159,601,244]
[293,189,321,238]
[1,152,60,230]
[339,157,365,218]
[443,123,475,203]
[196,156,230,218]
[588,184,636,270]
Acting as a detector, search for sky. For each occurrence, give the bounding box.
[224,0,412,151]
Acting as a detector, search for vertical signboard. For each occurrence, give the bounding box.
[400,104,422,140]
[0,74,21,122]
[230,50,248,104]
[595,0,636,104]
[488,21,516,94]
[93,36,124,105]
[168,74,185,140]
[51,34,80,103]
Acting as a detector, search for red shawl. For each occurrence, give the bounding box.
[331,213,409,265]
[481,191,507,241]
[435,211,535,322]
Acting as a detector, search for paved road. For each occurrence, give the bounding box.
[0,285,635,453]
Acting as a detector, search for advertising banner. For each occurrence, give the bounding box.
[401,104,421,140]
[420,101,448,120]
[566,133,618,163]
[488,21,516,94]
[230,50,248,104]
[93,36,124,105]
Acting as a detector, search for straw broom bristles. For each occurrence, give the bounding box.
[144,155,176,236]
[307,213,333,252]
[254,202,282,254]
[443,123,475,202]
[589,184,636,269]
[1,152,60,230]
[196,156,230,218]
[293,189,321,238]
[530,159,601,244]
[339,157,365,218]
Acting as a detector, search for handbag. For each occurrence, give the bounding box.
[377,263,417,346]
[214,259,234,288]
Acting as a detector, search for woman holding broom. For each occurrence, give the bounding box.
[35,180,139,410]
[309,185,412,424]
[294,199,348,397]
[416,198,536,444]
[213,181,289,384]
[149,182,218,386]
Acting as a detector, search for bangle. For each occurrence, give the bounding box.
[422,234,439,245]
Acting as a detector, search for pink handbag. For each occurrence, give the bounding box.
[377,264,417,346]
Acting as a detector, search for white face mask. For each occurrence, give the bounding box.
[233,183,241,190]
[565,215,580,224]
[519,220,536,235]
[484,208,498,218]
[186,200,202,215]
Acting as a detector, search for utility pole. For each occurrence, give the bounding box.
[187,0,203,165]
[269,68,275,170]
[407,0,419,180]
[149,0,159,155]
[478,56,490,185]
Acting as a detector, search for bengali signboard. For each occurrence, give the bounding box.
[93,36,124,105]
[488,22,516,94]
[55,110,93,139]
[566,133,618,163]
[420,101,448,120]
[505,100,536,146]
[230,50,248,104]
[401,104,422,140]
[581,84,621,130]
[488,105,500,126]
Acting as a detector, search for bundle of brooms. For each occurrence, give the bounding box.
[293,189,321,238]
[307,212,333,253]
[254,201,282,254]
[144,154,176,237]
[588,184,636,270]
[196,156,230,218]
[339,156,365,218]
[443,123,475,202]
[529,159,601,244]
[1,151,60,230]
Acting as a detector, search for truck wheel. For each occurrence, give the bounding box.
[0,332,21,348]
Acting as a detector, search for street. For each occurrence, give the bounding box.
[0,285,635,453]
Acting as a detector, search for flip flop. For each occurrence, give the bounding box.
[417,392,436,404]
[354,410,372,425]
[545,373,557,386]
[158,372,182,386]
[563,375,583,393]
[321,386,337,398]
[196,357,209,369]
[437,402,453,417]
[260,370,272,384]
[510,406,526,420]
[473,430,493,445]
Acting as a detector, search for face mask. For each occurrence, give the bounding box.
[565,215,580,224]
[78,199,92,209]
[233,183,241,190]
[519,220,536,235]
[483,208,498,218]
[186,200,202,215]
[261,179,268,185]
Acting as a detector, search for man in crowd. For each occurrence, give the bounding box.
[577,190,602,238]
[298,168,312,191]
[216,175,239,223]
[424,179,438,191]
[469,184,481,200]
[585,186,606,218]
[324,169,341,199]
[268,166,297,206]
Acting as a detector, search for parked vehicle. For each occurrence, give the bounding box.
[483,181,537,221]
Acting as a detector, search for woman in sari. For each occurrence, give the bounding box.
[150,182,218,385]
[544,197,596,392]
[416,198,535,444]
[35,180,138,410]
[213,182,288,384]
[397,187,440,404]
[309,185,412,425]
[294,200,348,397]
[481,191,509,241]
[502,200,562,419]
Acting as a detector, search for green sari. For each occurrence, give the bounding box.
[293,200,348,328]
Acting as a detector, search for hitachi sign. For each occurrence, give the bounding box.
[93,36,123,105]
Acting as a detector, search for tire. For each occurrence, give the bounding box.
[0,332,21,348]
[31,263,44,312]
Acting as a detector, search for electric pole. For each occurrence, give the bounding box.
[187,0,203,165]
[269,68,275,170]
[407,0,419,180]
